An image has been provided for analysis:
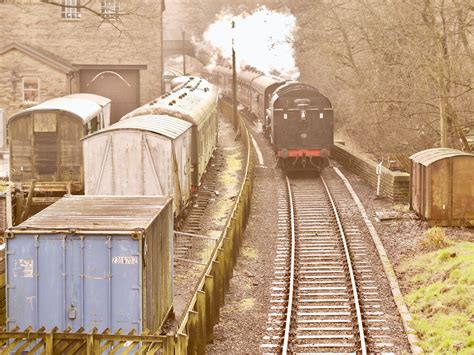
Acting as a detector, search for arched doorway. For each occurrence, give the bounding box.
[80,69,140,124]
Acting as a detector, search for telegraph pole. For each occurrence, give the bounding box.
[182,29,186,75]
[232,20,238,130]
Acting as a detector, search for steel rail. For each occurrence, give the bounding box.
[320,175,368,354]
[281,175,296,354]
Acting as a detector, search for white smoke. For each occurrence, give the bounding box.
[198,6,300,80]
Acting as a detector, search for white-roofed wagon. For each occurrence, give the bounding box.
[83,114,193,216]
[7,94,111,220]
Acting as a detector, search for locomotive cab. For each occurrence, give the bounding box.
[269,82,333,171]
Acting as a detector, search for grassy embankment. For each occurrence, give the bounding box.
[401,229,474,353]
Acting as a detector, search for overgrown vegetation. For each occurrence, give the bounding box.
[401,242,474,353]
[421,227,452,250]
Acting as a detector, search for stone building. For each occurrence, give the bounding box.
[0,0,165,142]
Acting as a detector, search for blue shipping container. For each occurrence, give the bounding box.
[6,195,173,333]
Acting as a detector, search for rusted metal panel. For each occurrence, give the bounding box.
[6,196,173,333]
[430,159,450,221]
[452,156,474,225]
[410,148,474,226]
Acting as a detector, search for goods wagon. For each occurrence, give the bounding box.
[6,195,173,333]
[83,114,193,216]
[410,148,474,226]
[8,94,111,218]
[121,77,219,187]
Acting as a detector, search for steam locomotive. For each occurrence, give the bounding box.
[202,66,333,171]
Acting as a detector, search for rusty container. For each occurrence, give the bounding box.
[5,195,173,333]
[410,148,474,226]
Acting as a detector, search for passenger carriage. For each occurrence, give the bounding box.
[121,77,219,189]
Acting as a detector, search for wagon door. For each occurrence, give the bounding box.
[58,114,83,184]
[9,115,33,182]
[33,112,58,181]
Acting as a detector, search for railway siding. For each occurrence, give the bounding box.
[172,101,255,352]
[331,143,410,203]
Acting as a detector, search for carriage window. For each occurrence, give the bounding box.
[62,0,81,19]
[101,0,120,19]
[23,77,40,103]
[33,113,56,132]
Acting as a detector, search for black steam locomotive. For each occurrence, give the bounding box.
[203,66,333,171]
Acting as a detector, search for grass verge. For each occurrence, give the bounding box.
[400,242,474,353]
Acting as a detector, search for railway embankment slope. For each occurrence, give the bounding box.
[400,241,474,353]
[336,163,473,354]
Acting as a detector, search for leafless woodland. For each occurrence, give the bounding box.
[170,0,473,162]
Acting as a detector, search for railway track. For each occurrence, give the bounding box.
[261,169,397,354]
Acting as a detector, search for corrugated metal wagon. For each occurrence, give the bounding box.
[410,148,474,226]
[5,195,173,333]
[8,94,111,220]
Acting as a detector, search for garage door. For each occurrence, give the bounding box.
[80,69,140,124]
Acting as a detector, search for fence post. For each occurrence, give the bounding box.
[86,334,93,355]
[45,332,53,354]
[197,290,207,352]
[212,260,222,320]
[176,332,188,354]
[164,333,175,355]
[216,248,226,303]
[188,311,198,354]
[204,275,215,342]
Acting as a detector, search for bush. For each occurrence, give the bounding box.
[422,227,452,250]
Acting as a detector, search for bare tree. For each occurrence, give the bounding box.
[290,0,473,157]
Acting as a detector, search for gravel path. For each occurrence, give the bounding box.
[206,119,282,354]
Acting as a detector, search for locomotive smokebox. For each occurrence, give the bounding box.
[294,98,310,109]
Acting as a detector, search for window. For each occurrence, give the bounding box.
[101,0,119,19]
[62,0,81,19]
[23,77,40,103]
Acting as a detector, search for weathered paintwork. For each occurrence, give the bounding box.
[8,94,111,188]
[121,77,219,187]
[6,195,173,333]
[410,148,474,226]
[83,114,192,216]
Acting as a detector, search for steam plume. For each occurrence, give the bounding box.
[198,6,300,80]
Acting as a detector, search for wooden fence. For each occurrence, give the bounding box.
[0,327,168,354]
[172,101,254,353]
